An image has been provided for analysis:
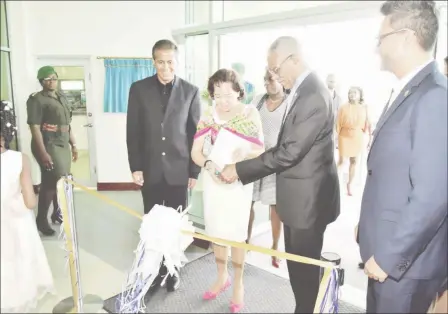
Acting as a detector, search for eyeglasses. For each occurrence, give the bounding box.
[376,28,413,46]
[214,93,237,100]
[267,54,293,75]
[42,78,58,82]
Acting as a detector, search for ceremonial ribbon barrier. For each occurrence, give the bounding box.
[56,175,343,313]
[54,175,104,313]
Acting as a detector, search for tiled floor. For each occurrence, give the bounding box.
[246,179,368,309]
[70,149,90,182]
[34,160,368,312]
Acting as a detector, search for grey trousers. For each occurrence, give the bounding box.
[367,277,443,313]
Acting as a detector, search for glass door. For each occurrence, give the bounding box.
[185,33,210,110]
[35,58,97,188]
[217,26,307,233]
[184,34,210,231]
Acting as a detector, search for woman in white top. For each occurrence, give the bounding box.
[248,71,286,268]
[191,69,264,313]
[1,100,54,312]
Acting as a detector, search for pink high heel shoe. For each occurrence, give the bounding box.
[230,301,244,313]
[202,278,231,300]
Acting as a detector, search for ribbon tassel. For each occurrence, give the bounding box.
[116,204,195,313]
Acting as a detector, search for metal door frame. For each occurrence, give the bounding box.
[34,55,97,187]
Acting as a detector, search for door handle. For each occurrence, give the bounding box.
[83,123,93,127]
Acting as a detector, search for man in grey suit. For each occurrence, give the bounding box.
[326,74,341,122]
[326,74,342,148]
[357,1,447,312]
[221,36,340,313]
[126,39,201,293]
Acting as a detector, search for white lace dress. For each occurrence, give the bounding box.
[1,150,55,313]
[194,105,264,243]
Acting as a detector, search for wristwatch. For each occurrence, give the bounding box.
[204,160,212,170]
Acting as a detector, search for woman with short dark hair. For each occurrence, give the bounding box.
[247,70,286,268]
[191,69,264,313]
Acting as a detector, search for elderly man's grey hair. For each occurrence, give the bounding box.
[380,1,439,52]
[269,36,303,57]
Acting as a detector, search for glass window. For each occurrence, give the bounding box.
[219,16,394,189]
[1,1,17,150]
[222,1,348,22]
[175,44,186,79]
[300,16,395,125]
[219,26,307,103]
[185,0,210,26]
[60,80,85,91]
[1,0,8,47]
[185,34,210,110]
[1,50,11,100]
[1,51,17,150]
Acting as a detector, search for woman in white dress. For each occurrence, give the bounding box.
[247,71,286,268]
[1,100,54,312]
[191,69,264,313]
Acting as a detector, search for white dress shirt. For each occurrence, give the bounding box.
[282,70,312,125]
[386,59,434,112]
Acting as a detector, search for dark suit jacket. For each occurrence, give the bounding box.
[236,73,340,230]
[126,75,201,186]
[359,62,447,281]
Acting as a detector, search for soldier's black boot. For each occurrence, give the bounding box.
[36,184,55,236]
[36,218,55,236]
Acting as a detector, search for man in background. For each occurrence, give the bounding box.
[326,74,341,149]
[326,74,341,121]
[357,1,447,312]
[232,62,255,104]
[126,39,201,294]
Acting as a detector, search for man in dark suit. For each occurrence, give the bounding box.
[356,1,447,312]
[126,39,201,293]
[221,36,340,313]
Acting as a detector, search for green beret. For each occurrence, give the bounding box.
[37,66,58,80]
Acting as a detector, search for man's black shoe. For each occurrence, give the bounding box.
[144,264,167,300]
[166,274,180,292]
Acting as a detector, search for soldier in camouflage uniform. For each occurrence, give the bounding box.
[27,66,78,236]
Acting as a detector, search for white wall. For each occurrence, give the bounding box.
[222,1,348,21]
[71,115,89,150]
[8,1,185,184]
